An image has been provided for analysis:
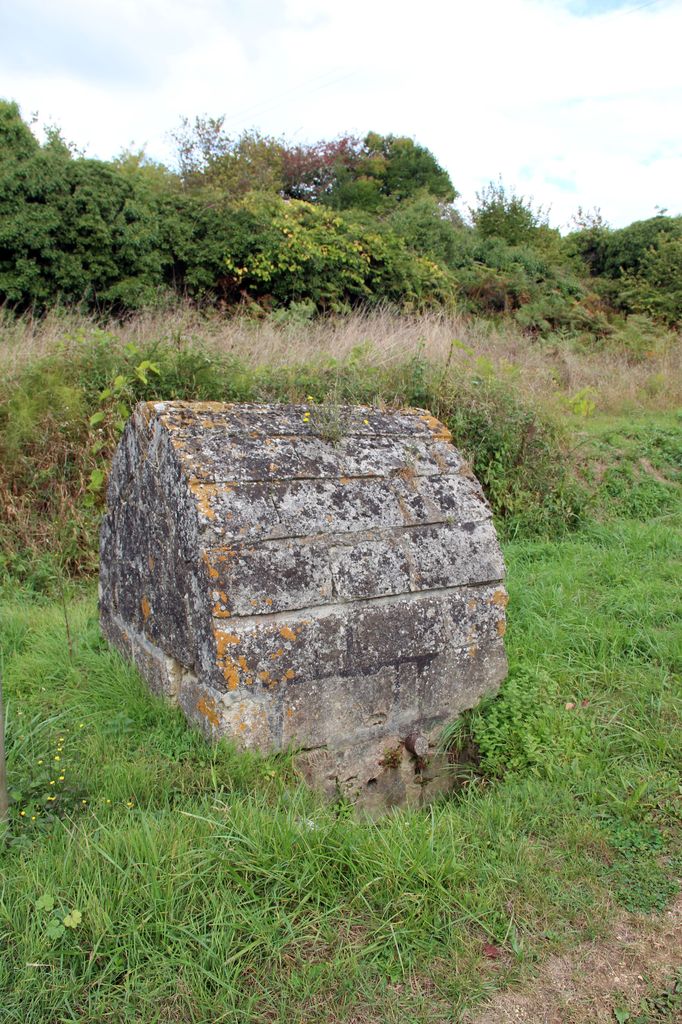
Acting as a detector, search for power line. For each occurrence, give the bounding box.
[608,0,669,19]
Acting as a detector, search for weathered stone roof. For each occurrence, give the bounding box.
[100,400,507,809]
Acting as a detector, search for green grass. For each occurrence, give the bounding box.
[2,503,680,1021]
[581,413,682,522]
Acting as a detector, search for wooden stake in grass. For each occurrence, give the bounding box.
[0,666,8,824]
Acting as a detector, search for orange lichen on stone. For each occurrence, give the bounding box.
[188,479,219,519]
[284,668,295,680]
[197,696,220,727]
[468,645,478,659]
[198,409,234,428]
[467,598,478,612]
[238,655,249,671]
[203,547,238,581]
[418,412,452,442]
[140,596,151,622]
[212,590,231,618]
[279,626,297,642]
[496,619,507,637]
[270,648,284,660]
[218,657,240,690]
[490,588,509,607]
[148,555,155,571]
[214,630,241,659]
[258,670,271,683]
[177,400,233,415]
[202,551,220,580]
[396,465,417,483]
[265,597,273,606]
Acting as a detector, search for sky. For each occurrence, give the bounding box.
[1,0,680,230]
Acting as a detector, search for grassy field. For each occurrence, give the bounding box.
[1,313,681,1022]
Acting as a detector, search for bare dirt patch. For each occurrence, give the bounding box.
[464,895,682,1024]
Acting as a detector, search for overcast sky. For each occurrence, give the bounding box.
[1,0,680,229]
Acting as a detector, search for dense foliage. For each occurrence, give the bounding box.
[0,100,680,334]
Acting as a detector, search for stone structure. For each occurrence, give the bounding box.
[100,401,508,809]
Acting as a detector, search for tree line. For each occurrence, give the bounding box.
[1,101,680,335]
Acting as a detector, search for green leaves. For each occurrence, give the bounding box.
[45,919,66,940]
[88,468,105,493]
[85,357,160,508]
[134,360,160,385]
[35,893,54,912]
[35,894,82,940]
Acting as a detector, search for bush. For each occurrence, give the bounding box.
[436,371,584,537]
[621,235,682,325]
[0,103,172,311]
[212,194,457,311]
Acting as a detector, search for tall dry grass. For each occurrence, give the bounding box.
[1,305,680,414]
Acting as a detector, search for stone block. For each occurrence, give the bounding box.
[100,401,508,810]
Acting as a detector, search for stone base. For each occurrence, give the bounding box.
[101,604,504,813]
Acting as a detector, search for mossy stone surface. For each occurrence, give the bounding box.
[100,401,508,810]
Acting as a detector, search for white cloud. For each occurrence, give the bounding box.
[1,0,680,226]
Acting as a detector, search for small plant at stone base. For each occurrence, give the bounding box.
[379,746,403,769]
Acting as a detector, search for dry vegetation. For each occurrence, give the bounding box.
[466,894,682,1024]
[2,305,681,415]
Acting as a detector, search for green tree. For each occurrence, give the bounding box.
[172,117,284,199]
[0,100,39,162]
[621,234,682,324]
[597,214,682,278]
[470,178,556,248]
[0,103,171,310]
[388,194,464,266]
[324,132,457,212]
